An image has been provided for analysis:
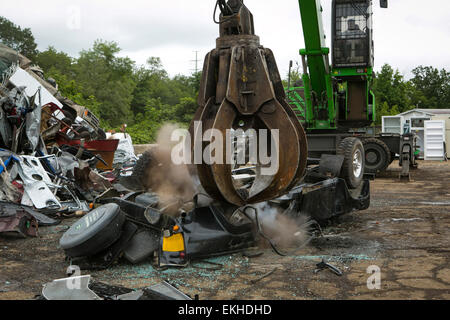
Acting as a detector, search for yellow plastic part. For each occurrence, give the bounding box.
[162,233,185,252]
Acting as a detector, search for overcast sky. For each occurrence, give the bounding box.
[2,0,449,78]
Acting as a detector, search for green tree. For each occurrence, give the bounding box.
[372,64,411,113]
[188,71,202,94]
[283,61,302,87]
[131,57,171,115]
[35,46,74,76]
[130,58,201,116]
[127,98,175,144]
[410,66,450,109]
[0,16,38,59]
[173,97,197,123]
[375,102,400,125]
[47,69,101,119]
[74,40,136,127]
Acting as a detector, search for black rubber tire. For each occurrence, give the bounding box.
[97,128,107,140]
[337,137,365,189]
[131,150,155,189]
[74,127,91,140]
[362,138,391,174]
[62,109,77,123]
[118,151,155,191]
[59,203,126,258]
[61,117,74,126]
[79,132,91,139]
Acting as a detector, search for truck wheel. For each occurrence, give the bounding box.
[363,138,391,174]
[337,137,365,189]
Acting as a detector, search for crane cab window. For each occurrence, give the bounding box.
[336,4,368,39]
[333,1,372,68]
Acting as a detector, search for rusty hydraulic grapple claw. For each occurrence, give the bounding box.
[189,1,307,206]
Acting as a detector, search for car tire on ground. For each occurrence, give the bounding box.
[363,138,391,174]
[59,203,126,258]
[337,137,365,189]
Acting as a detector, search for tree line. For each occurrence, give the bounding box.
[1,16,449,144]
[372,64,449,123]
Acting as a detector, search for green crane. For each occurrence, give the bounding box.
[286,0,417,186]
[291,0,388,131]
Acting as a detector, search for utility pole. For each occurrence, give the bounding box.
[191,51,200,74]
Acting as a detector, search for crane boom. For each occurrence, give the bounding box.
[298,0,335,129]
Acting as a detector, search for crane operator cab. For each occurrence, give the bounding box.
[331,0,387,128]
[333,2,373,68]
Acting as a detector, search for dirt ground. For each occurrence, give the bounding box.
[0,160,449,300]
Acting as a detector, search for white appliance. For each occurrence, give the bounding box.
[424,120,446,161]
[382,116,404,135]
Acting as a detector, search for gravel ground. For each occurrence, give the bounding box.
[0,160,449,300]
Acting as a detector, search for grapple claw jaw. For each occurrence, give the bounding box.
[189,1,308,206]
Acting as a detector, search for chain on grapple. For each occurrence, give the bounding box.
[189,0,308,206]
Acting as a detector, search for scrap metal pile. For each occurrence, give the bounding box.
[0,44,129,238]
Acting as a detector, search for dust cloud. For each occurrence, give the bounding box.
[251,202,313,249]
[144,124,195,216]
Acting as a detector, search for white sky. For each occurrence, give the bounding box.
[2,0,450,78]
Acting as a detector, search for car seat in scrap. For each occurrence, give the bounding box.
[189,0,307,206]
